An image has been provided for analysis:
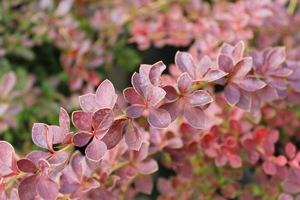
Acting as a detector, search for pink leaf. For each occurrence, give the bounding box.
[133,142,149,162]
[95,80,117,109]
[79,94,100,113]
[85,138,107,162]
[185,90,213,107]
[72,111,92,132]
[50,125,64,145]
[236,90,251,111]
[267,47,286,70]
[59,107,70,134]
[177,73,192,94]
[250,92,261,115]
[92,108,114,134]
[18,174,39,200]
[224,84,240,105]
[135,158,158,175]
[263,160,276,175]
[72,132,92,147]
[218,54,233,73]
[286,142,296,160]
[215,153,227,167]
[228,154,242,168]
[282,180,300,194]
[146,87,166,108]
[26,150,52,166]
[278,194,293,200]
[202,69,227,82]
[36,178,59,200]
[232,57,252,78]
[126,105,145,118]
[139,64,151,77]
[2,72,16,98]
[196,55,212,78]
[123,87,144,104]
[17,159,37,173]
[184,105,205,129]
[125,122,143,150]
[48,151,69,174]
[275,155,287,166]
[159,101,179,122]
[235,76,266,91]
[101,120,126,149]
[163,85,178,101]
[132,73,151,100]
[149,61,166,86]
[175,52,195,79]
[148,108,171,128]
[232,41,245,62]
[134,175,153,194]
[257,84,278,101]
[32,123,53,150]
[85,157,102,170]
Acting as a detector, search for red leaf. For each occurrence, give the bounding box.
[95,80,117,109]
[125,122,142,150]
[175,52,195,79]
[85,138,107,162]
[72,111,92,132]
[123,87,144,104]
[148,108,171,128]
[228,154,242,168]
[177,73,192,94]
[163,85,178,101]
[17,159,37,173]
[184,105,205,129]
[275,155,287,166]
[92,108,114,134]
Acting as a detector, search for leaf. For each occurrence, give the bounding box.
[85,138,107,162]
[125,122,142,150]
[48,151,69,175]
[126,105,145,118]
[79,94,100,113]
[257,85,278,101]
[32,123,53,151]
[196,55,212,79]
[184,105,205,129]
[146,87,166,108]
[133,142,149,162]
[18,174,39,200]
[286,142,296,160]
[202,70,227,82]
[26,150,52,166]
[163,85,178,101]
[132,73,151,100]
[95,80,117,109]
[134,175,153,194]
[185,90,213,107]
[72,111,92,132]
[232,41,245,62]
[36,178,59,200]
[236,90,251,111]
[50,125,64,145]
[17,159,37,173]
[1,72,16,98]
[148,108,171,128]
[159,101,179,122]
[72,132,93,147]
[135,158,158,175]
[123,87,144,105]
[139,64,151,77]
[232,57,252,78]
[235,76,266,91]
[92,108,114,134]
[224,84,240,105]
[149,61,166,86]
[263,160,276,175]
[267,47,286,70]
[218,54,233,73]
[59,107,70,134]
[228,154,242,168]
[101,120,126,149]
[177,73,192,94]
[175,52,195,79]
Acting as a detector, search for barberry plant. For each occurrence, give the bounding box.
[1,40,300,199]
